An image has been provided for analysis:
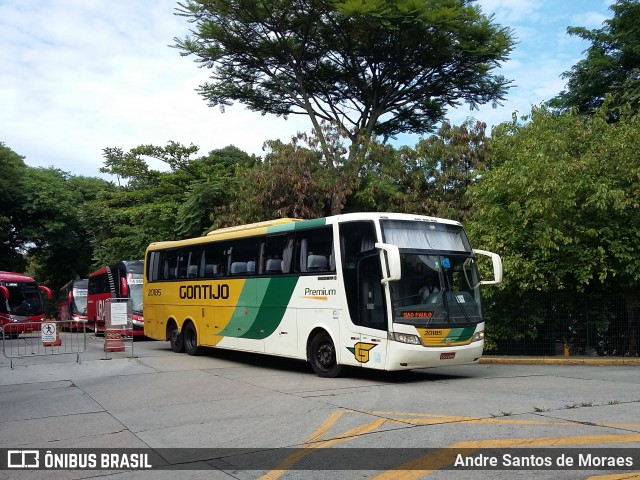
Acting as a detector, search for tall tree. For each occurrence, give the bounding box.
[175,0,514,212]
[0,143,28,271]
[550,0,640,118]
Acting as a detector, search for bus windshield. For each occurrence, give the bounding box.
[72,286,88,315]
[381,220,481,327]
[127,269,144,314]
[389,253,482,327]
[3,282,45,317]
[380,219,471,252]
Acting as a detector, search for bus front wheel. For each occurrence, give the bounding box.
[183,322,202,356]
[309,332,342,378]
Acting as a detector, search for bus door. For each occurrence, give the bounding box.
[339,252,389,369]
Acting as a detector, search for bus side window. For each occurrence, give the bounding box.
[264,234,291,275]
[228,238,258,276]
[186,249,200,278]
[202,243,227,278]
[147,251,161,281]
[177,250,189,279]
[295,227,334,273]
[160,249,179,280]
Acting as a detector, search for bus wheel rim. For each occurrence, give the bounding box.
[317,343,334,369]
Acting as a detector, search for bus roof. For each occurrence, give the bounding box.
[146,212,463,252]
[206,218,303,237]
[60,278,88,291]
[0,271,37,283]
[88,260,143,278]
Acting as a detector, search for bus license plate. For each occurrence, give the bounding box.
[440,352,455,360]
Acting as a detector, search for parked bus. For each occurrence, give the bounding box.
[0,271,52,338]
[58,278,88,331]
[143,213,502,377]
[87,261,144,335]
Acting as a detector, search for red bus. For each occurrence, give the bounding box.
[87,261,144,336]
[0,271,52,338]
[58,278,88,331]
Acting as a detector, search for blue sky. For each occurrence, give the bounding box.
[0,0,613,178]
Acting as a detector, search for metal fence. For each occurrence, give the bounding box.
[2,320,87,369]
[483,292,640,357]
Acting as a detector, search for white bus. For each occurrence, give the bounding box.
[143,212,502,377]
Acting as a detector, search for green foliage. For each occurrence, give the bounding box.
[0,142,108,293]
[216,135,340,227]
[469,106,640,293]
[176,146,256,237]
[0,143,28,271]
[466,107,640,349]
[354,120,489,219]
[89,142,256,264]
[23,170,105,287]
[550,0,640,118]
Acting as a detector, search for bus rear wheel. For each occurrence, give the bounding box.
[309,332,342,378]
[169,325,184,353]
[183,322,202,356]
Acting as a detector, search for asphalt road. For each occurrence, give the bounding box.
[1,332,639,479]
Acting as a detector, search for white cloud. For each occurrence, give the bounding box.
[0,0,308,177]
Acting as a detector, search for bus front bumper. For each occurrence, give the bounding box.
[385,340,484,371]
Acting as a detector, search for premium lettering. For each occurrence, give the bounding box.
[304,287,336,296]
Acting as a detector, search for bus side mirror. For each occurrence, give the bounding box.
[39,285,52,299]
[375,243,401,284]
[0,286,9,299]
[473,249,503,285]
[121,277,129,297]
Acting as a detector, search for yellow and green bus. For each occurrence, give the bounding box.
[143,212,502,377]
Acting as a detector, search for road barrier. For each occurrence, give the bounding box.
[2,319,86,369]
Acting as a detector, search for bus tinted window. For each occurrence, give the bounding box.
[229,238,259,276]
[162,250,179,280]
[202,242,228,278]
[264,234,292,274]
[147,251,161,281]
[295,227,334,273]
[88,272,110,294]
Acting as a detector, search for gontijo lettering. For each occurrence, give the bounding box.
[179,284,230,300]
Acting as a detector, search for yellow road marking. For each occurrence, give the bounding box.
[587,474,640,480]
[260,408,640,480]
[369,411,640,428]
[306,409,345,443]
[259,411,387,480]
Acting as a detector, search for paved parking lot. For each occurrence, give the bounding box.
[1,333,639,479]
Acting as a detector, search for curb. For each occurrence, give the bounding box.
[480,356,640,366]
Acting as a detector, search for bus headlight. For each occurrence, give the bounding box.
[390,332,422,345]
[471,330,485,342]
